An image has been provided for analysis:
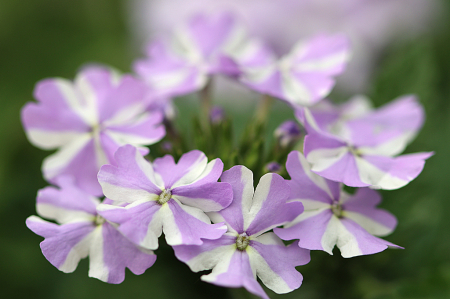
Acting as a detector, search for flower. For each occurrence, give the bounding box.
[131,0,438,93]
[96,145,233,250]
[133,12,249,97]
[240,34,351,107]
[26,176,156,284]
[274,151,402,258]
[299,95,433,189]
[21,66,165,195]
[173,166,309,299]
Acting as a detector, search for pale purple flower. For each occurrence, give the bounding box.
[96,145,233,250]
[130,0,439,93]
[21,66,166,195]
[26,176,156,284]
[240,34,351,107]
[174,166,310,299]
[133,12,249,97]
[274,151,401,258]
[274,120,302,148]
[299,95,433,189]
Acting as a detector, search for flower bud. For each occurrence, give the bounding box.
[274,120,302,147]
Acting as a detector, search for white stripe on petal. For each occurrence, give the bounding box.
[244,174,272,231]
[307,146,349,173]
[37,203,95,224]
[294,151,335,199]
[102,103,146,127]
[57,79,97,127]
[160,204,183,246]
[26,130,86,150]
[285,200,330,228]
[87,226,109,282]
[321,215,363,258]
[281,72,312,105]
[247,246,291,294]
[74,73,99,126]
[294,50,350,73]
[42,134,92,180]
[171,153,208,188]
[99,182,158,204]
[354,156,387,187]
[201,248,238,283]
[207,212,238,234]
[188,244,236,273]
[357,131,415,157]
[59,226,94,273]
[343,211,393,237]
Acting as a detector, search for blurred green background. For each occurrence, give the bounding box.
[1,1,450,298]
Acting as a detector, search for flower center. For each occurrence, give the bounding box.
[157,189,172,205]
[95,215,106,226]
[331,202,343,218]
[236,233,250,251]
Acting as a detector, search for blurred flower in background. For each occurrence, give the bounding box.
[129,0,440,94]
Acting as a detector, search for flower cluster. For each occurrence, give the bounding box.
[23,12,432,298]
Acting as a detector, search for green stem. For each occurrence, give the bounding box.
[255,94,274,124]
[199,79,213,132]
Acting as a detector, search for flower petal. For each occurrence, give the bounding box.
[216,165,255,233]
[201,250,269,299]
[162,199,227,246]
[249,232,310,294]
[36,176,99,224]
[245,173,303,237]
[26,216,95,273]
[342,188,397,236]
[172,182,233,212]
[152,150,208,188]
[88,222,156,284]
[97,200,162,250]
[98,145,163,203]
[286,151,340,203]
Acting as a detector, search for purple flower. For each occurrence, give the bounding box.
[274,151,401,258]
[133,12,248,97]
[21,66,166,195]
[26,177,156,284]
[299,95,433,189]
[173,166,310,299]
[132,0,438,93]
[239,34,351,107]
[97,145,233,250]
[274,120,302,147]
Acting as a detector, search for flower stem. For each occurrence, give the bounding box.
[199,79,213,132]
[255,94,273,124]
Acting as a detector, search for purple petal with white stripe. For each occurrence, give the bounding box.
[342,188,397,236]
[98,145,163,202]
[96,200,162,250]
[152,150,210,188]
[245,173,303,237]
[211,250,270,299]
[276,151,402,257]
[215,166,254,233]
[243,34,351,107]
[249,233,310,294]
[286,151,340,203]
[27,216,94,273]
[90,222,156,284]
[164,199,227,246]
[36,176,99,223]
